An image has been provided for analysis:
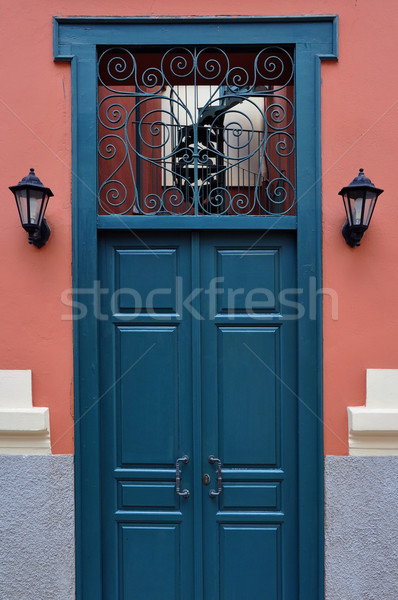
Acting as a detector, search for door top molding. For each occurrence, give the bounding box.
[54,15,338,62]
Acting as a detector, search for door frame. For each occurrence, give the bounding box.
[53,15,338,600]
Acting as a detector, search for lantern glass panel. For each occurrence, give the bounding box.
[363,190,378,227]
[341,193,350,223]
[28,189,45,225]
[40,195,50,226]
[344,187,366,226]
[16,190,28,225]
[351,196,365,225]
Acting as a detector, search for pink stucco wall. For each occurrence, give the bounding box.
[1,1,397,455]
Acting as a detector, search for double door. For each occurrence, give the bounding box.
[99,230,298,599]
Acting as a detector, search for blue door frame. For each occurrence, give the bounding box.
[53,15,338,600]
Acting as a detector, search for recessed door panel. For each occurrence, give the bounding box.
[117,248,178,313]
[118,326,179,465]
[217,249,280,313]
[220,482,281,511]
[120,524,180,600]
[118,481,178,510]
[218,326,280,467]
[220,525,280,600]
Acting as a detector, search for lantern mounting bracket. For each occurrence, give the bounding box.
[341,222,368,248]
[28,218,51,248]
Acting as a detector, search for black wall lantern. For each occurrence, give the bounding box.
[339,168,384,248]
[9,168,53,248]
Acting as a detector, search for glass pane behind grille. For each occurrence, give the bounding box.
[98,46,295,216]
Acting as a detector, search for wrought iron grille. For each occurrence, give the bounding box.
[97,46,295,216]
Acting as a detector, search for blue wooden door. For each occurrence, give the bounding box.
[200,231,297,599]
[99,229,297,599]
[99,231,195,599]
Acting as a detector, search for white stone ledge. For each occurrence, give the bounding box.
[0,433,51,455]
[348,370,398,456]
[0,371,51,455]
[0,407,49,433]
[348,407,398,433]
[348,436,398,455]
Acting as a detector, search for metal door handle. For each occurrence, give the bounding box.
[208,455,222,498]
[175,455,190,499]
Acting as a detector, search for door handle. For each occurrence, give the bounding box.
[208,455,222,498]
[175,455,190,499]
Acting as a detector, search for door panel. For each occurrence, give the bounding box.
[201,232,298,600]
[217,326,280,466]
[116,248,179,313]
[117,326,180,464]
[99,230,297,599]
[100,232,194,600]
[216,249,280,314]
[220,482,281,511]
[121,524,180,600]
[220,525,280,600]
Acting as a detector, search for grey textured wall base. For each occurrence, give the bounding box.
[325,455,398,600]
[0,455,75,600]
[1,454,397,600]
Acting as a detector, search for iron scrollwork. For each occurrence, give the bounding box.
[98,46,295,216]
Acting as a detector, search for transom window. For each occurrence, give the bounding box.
[98,46,295,216]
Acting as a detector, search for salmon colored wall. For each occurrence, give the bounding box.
[1,1,398,455]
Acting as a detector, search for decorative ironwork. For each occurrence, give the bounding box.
[98,46,295,216]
